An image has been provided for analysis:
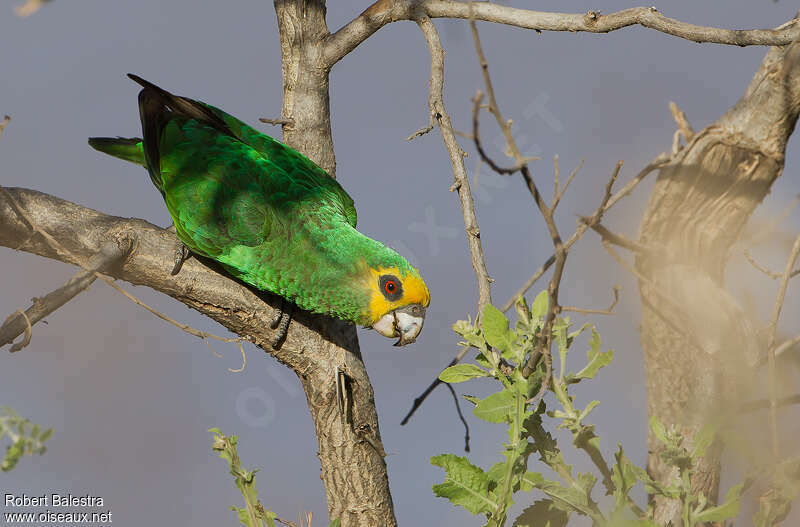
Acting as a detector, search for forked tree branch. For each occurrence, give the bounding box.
[322,0,800,68]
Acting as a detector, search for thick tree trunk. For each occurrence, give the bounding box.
[271,2,397,526]
[637,41,800,524]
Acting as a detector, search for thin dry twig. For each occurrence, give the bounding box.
[465,1,563,383]
[0,240,131,352]
[553,158,584,210]
[322,1,800,69]
[400,14,492,428]
[413,15,492,313]
[743,248,800,280]
[501,155,668,312]
[765,231,800,459]
[259,117,295,127]
[444,382,471,452]
[562,285,620,316]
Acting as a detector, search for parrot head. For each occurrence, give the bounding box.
[362,266,430,346]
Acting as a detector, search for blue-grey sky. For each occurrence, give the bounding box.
[2,1,799,525]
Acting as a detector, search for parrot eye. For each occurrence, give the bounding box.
[379,274,403,301]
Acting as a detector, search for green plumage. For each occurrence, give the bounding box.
[89,75,420,326]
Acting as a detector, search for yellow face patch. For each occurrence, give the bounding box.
[362,266,430,325]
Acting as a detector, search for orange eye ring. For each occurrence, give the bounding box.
[379,274,403,301]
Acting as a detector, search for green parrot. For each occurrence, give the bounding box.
[89,74,429,347]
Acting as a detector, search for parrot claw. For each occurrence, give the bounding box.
[170,242,191,276]
[270,299,292,349]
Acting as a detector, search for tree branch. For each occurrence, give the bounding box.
[412,15,492,315]
[500,154,668,312]
[0,239,131,352]
[765,231,800,459]
[322,1,800,68]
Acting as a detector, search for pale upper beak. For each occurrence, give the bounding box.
[370,304,426,346]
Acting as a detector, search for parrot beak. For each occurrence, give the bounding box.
[371,305,426,346]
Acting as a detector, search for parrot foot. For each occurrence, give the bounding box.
[170,242,191,276]
[270,300,292,349]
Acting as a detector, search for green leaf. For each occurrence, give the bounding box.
[578,400,600,423]
[482,304,515,356]
[328,519,341,527]
[513,499,569,527]
[693,482,744,523]
[536,478,595,518]
[649,416,668,445]
[572,329,613,381]
[611,445,638,511]
[439,364,489,383]
[473,389,517,423]
[531,290,549,320]
[431,454,495,515]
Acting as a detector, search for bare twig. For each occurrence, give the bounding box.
[444,382,470,452]
[322,1,800,68]
[743,248,800,280]
[259,117,295,127]
[414,15,492,314]
[470,92,535,174]
[501,155,668,312]
[584,222,650,254]
[465,1,563,382]
[754,334,800,368]
[562,285,620,316]
[401,345,471,425]
[765,232,800,459]
[400,14,493,427]
[0,240,131,352]
[553,158,583,211]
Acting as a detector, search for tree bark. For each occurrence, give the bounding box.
[636,40,800,524]
[270,2,397,525]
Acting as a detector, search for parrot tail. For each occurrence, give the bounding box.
[88,137,145,166]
